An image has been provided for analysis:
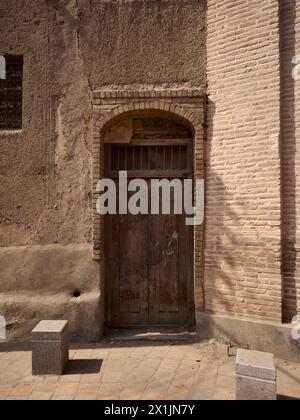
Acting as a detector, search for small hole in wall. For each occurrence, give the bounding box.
[73,290,81,298]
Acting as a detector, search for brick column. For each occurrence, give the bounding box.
[206,0,282,322]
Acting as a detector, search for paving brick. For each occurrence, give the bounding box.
[28,384,57,400]
[9,384,36,398]
[52,383,79,400]
[0,340,299,400]
[75,384,100,400]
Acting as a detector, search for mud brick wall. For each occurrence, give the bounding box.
[0,0,205,340]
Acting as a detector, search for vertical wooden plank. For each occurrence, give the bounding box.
[179,145,182,170]
[117,185,149,325]
[140,146,143,170]
[105,210,120,327]
[158,212,180,315]
[117,146,120,171]
[148,212,160,324]
[119,214,143,314]
[132,146,135,170]
[125,147,128,170]
[148,146,150,170]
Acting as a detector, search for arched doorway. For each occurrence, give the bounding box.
[104,115,195,328]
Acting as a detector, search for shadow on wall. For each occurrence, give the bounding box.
[281,0,298,322]
[204,0,299,325]
[204,97,282,323]
[204,98,240,319]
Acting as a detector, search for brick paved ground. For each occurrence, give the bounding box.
[0,339,299,400]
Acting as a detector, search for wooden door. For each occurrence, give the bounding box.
[105,119,194,328]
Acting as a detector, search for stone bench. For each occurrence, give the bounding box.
[32,320,69,376]
[236,349,277,400]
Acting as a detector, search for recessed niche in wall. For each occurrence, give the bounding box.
[0,55,23,130]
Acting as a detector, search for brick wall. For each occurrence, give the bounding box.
[281,0,300,321]
[206,0,282,322]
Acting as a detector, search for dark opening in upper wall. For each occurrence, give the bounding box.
[0,55,23,130]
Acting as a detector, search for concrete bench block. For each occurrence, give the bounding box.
[236,349,277,400]
[32,320,69,376]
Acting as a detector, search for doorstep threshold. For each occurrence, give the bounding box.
[104,327,197,342]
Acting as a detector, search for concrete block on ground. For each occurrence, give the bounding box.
[32,320,69,376]
[236,349,277,400]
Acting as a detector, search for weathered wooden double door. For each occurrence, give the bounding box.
[105,118,195,328]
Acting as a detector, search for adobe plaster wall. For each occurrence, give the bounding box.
[0,0,206,340]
